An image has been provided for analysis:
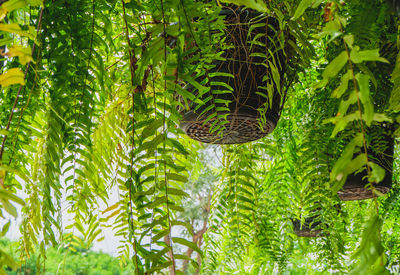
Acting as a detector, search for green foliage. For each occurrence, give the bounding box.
[0,0,399,274]
[0,237,135,275]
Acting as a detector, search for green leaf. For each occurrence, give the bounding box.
[372,113,392,123]
[315,51,348,89]
[180,74,208,93]
[105,209,120,220]
[368,162,385,184]
[330,134,363,182]
[141,119,163,141]
[0,248,17,270]
[174,253,199,268]
[0,0,27,20]
[314,20,342,42]
[171,220,193,235]
[0,221,10,237]
[175,85,200,103]
[144,247,170,261]
[219,0,268,13]
[389,52,400,111]
[0,37,13,47]
[166,138,189,155]
[345,154,368,176]
[332,153,367,194]
[166,173,187,183]
[356,73,374,126]
[329,112,359,137]
[0,189,25,205]
[168,204,185,212]
[292,0,313,20]
[0,68,25,87]
[6,44,33,65]
[350,47,389,64]
[1,199,17,217]
[343,34,354,49]
[167,187,189,197]
[147,261,173,273]
[337,90,357,117]
[268,60,281,94]
[332,70,352,98]
[0,24,36,40]
[210,81,233,91]
[27,0,44,5]
[172,237,203,257]
[139,134,164,152]
[152,229,170,242]
[350,210,388,275]
[146,196,167,209]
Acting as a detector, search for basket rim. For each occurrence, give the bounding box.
[180,110,276,144]
[338,186,391,201]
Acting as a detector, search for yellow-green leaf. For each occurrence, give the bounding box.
[0,23,36,40]
[390,52,400,111]
[329,112,359,137]
[356,73,374,126]
[27,0,43,5]
[332,70,352,98]
[5,45,33,65]
[315,51,348,89]
[373,113,392,122]
[330,133,363,183]
[0,221,10,237]
[0,189,25,205]
[172,237,203,257]
[0,248,17,270]
[219,0,268,13]
[167,187,189,197]
[102,203,119,214]
[105,209,120,220]
[1,199,17,217]
[0,68,25,87]
[0,0,26,20]
[292,0,313,20]
[343,34,354,49]
[314,20,342,41]
[350,47,389,64]
[337,90,357,118]
[368,162,385,184]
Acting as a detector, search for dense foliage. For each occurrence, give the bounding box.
[0,0,400,274]
[0,237,135,274]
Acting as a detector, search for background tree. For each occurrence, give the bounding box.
[0,237,135,274]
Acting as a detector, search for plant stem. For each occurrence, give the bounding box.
[160,0,176,272]
[340,23,379,212]
[122,1,140,273]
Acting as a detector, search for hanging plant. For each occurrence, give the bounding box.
[179,6,294,144]
[292,215,324,237]
[337,123,395,200]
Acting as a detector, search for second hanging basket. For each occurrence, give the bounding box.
[292,216,323,237]
[337,124,394,200]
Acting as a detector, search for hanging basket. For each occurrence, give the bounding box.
[337,124,394,201]
[180,7,288,144]
[292,216,323,237]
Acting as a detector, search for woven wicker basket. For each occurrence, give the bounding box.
[180,7,287,144]
[292,217,323,238]
[338,124,394,200]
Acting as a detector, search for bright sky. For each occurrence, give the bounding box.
[6,178,122,256]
